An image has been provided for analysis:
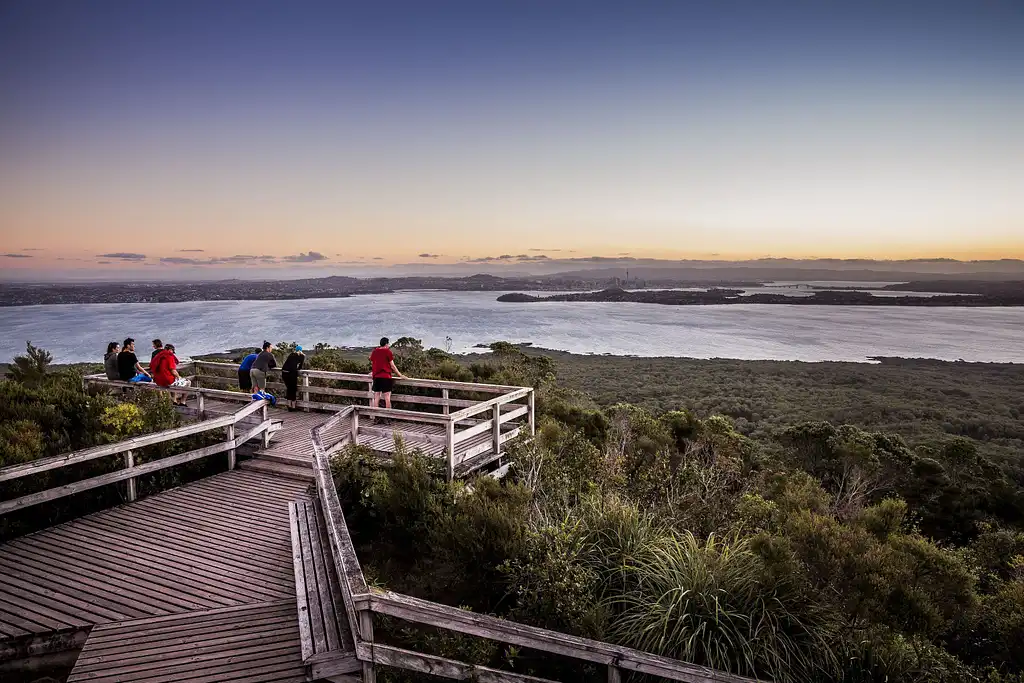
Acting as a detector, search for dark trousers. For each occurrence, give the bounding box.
[238,369,252,392]
[283,371,299,401]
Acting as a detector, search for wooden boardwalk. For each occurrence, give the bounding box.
[67,601,306,683]
[0,469,307,639]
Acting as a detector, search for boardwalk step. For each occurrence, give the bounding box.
[238,459,313,481]
[288,501,360,680]
[256,450,315,466]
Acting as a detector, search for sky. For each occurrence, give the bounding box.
[1,0,1022,279]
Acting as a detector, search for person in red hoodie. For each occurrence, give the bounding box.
[151,343,189,406]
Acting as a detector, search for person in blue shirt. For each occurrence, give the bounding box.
[238,348,259,392]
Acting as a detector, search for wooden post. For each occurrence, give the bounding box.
[445,420,455,481]
[197,391,206,419]
[608,665,621,683]
[226,423,236,470]
[492,403,501,456]
[359,610,377,683]
[124,450,136,502]
[301,373,310,412]
[350,409,359,445]
[261,403,270,449]
[442,388,449,415]
[528,390,536,437]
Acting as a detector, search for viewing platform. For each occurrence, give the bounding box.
[84,360,536,480]
[0,365,756,683]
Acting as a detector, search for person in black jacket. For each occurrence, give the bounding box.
[281,346,306,411]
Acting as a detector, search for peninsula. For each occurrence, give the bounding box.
[497,282,1024,306]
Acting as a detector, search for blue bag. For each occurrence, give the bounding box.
[251,390,277,407]
[130,373,151,383]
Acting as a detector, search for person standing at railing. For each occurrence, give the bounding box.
[370,337,405,414]
[281,345,305,411]
[238,348,259,392]
[250,341,277,393]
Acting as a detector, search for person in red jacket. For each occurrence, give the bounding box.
[151,344,189,406]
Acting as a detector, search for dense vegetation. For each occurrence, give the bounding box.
[2,341,1022,681]
[315,343,1024,683]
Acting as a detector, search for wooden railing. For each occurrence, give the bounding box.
[180,361,536,480]
[310,416,761,683]
[0,399,273,515]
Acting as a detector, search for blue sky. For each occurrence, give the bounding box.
[1,1,1022,276]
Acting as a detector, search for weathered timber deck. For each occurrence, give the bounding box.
[0,469,307,638]
[67,600,307,683]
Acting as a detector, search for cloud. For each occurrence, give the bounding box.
[160,257,207,265]
[529,248,561,252]
[517,254,550,261]
[22,248,45,251]
[466,254,517,263]
[2,253,32,258]
[418,253,440,258]
[178,249,205,253]
[214,254,278,264]
[97,260,113,264]
[282,251,327,263]
[372,257,384,260]
[97,252,146,260]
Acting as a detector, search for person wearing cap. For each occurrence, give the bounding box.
[281,345,306,411]
[117,337,150,382]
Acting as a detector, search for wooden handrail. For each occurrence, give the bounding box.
[310,407,368,653]
[368,591,759,683]
[192,361,521,394]
[449,387,531,422]
[0,399,272,515]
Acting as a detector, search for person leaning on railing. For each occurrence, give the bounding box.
[281,345,305,411]
[238,348,259,392]
[250,341,277,394]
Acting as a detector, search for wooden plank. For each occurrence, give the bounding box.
[368,591,759,683]
[371,644,559,683]
[124,449,136,502]
[499,405,529,425]
[0,440,234,514]
[492,404,501,458]
[297,503,329,657]
[359,425,446,446]
[446,421,456,481]
[449,388,532,422]
[303,501,342,653]
[289,503,315,662]
[452,419,492,445]
[236,419,273,448]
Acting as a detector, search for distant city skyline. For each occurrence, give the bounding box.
[2,1,1023,278]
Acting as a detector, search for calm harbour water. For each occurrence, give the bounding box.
[1,291,1021,364]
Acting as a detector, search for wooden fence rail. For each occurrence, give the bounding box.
[0,399,272,515]
[310,415,762,683]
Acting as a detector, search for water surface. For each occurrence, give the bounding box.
[1,291,1020,363]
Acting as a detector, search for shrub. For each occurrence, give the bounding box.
[609,532,840,682]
